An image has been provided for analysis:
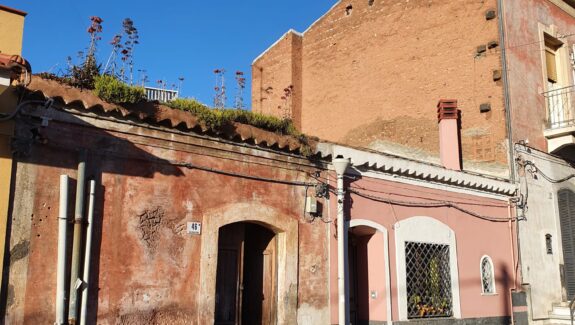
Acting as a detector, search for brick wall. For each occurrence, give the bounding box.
[253,0,509,176]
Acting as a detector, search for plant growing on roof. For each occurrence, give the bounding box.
[66,16,104,89]
[103,33,122,77]
[213,69,227,109]
[120,18,139,85]
[278,85,294,119]
[94,74,146,104]
[234,71,246,110]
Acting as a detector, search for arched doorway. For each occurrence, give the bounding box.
[348,219,391,324]
[214,222,277,325]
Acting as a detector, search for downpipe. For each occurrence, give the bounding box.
[55,175,69,325]
[80,180,96,325]
[333,157,350,325]
[69,150,87,324]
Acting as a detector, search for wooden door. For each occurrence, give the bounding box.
[215,223,277,325]
[215,223,245,325]
[242,223,276,325]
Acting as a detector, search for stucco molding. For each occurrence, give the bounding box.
[349,219,392,325]
[316,142,516,197]
[198,202,299,324]
[394,216,462,321]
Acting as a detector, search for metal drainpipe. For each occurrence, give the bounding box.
[80,180,96,325]
[498,0,516,182]
[56,175,69,325]
[333,157,351,325]
[69,150,87,324]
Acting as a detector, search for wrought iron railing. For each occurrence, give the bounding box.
[405,241,453,319]
[543,85,575,130]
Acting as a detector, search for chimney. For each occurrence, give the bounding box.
[437,99,461,170]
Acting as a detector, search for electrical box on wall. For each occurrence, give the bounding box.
[306,196,317,214]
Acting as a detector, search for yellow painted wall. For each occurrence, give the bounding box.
[0,8,25,55]
[0,6,25,299]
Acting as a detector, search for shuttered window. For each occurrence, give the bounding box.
[546,49,558,83]
[558,189,575,298]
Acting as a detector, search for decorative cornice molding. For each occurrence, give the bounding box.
[316,142,516,197]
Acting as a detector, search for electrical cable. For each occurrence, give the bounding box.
[522,160,575,183]
[348,188,517,223]
[0,99,53,122]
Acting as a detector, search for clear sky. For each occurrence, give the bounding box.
[4,0,336,108]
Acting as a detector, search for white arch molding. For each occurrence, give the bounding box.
[349,219,392,325]
[197,202,299,324]
[394,216,462,321]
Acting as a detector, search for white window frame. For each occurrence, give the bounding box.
[394,216,461,321]
[480,255,497,295]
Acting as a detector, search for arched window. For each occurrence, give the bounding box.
[480,256,496,294]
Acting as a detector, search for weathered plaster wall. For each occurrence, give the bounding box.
[504,0,575,152]
[515,146,572,321]
[5,111,330,324]
[253,0,509,177]
[328,171,515,324]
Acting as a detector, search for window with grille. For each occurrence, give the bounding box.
[480,256,495,294]
[405,241,453,319]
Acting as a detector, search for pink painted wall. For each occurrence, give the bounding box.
[367,231,387,321]
[329,172,515,323]
[504,0,575,150]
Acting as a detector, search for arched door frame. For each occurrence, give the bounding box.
[198,203,299,324]
[349,219,392,325]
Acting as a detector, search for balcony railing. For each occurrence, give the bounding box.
[543,85,575,130]
[145,86,179,103]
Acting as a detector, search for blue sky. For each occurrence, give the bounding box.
[5,0,336,108]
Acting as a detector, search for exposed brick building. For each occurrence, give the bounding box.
[253,0,508,177]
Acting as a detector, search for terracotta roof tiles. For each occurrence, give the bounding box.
[24,76,312,154]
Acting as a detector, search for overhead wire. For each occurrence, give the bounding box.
[348,188,517,223]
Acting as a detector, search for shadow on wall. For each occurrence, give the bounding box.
[0,105,188,323]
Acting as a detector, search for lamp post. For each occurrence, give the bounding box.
[333,157,350,325]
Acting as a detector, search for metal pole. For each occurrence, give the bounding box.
[56,175,69,325]
[80,180,95,325]
[69,151,87,324]
[333,157,350,325]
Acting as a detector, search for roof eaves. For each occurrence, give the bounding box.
[24,76,311,155]
[0,5,27,17]
[316,142,516,196]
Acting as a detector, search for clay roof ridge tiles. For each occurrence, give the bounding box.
[24,76,312,155]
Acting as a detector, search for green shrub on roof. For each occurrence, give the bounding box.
[167,98,299,136]
[94,75,146,104]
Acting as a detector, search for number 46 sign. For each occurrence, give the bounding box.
[187,222,202,235]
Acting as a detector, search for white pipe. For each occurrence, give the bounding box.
[80,180,96,325]
[333,158,350,325]
[56,175,69,325]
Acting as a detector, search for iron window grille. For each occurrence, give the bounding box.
[480,256,495,294]
[405,241,453,319]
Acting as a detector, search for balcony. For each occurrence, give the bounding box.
[543,85,575,156]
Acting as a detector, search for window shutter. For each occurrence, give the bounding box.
[546,49,558,83]
[558,189,575,298]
